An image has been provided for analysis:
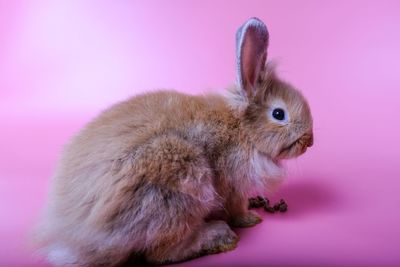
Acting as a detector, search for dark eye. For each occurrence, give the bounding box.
[272,108,285,121]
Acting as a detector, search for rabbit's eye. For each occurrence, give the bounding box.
[268,100,290,125]
[272,108,285,121]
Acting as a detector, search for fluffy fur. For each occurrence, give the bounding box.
[33,17,313,266]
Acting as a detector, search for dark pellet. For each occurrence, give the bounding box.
[264,206,275,213]
[248,198,257,209]
[257,196,264,202]
[248,197,263,209]
[279,203,288,212]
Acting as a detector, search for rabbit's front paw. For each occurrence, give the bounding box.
[230,210,262,228]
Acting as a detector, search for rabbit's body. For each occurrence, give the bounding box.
[41,90,276,266]
[36,18,313,266]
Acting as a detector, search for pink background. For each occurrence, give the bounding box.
[1,1,400,266]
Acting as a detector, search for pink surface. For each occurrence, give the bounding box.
[1,1,400,266]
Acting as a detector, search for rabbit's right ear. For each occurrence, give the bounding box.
[236,17,269,98]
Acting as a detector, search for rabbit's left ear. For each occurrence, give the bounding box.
[236,17,269,97]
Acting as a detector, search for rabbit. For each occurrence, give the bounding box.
[34,17,313,266]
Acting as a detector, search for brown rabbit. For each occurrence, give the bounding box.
[34,17,313,266]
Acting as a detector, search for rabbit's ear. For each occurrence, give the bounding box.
[236,17,269,97]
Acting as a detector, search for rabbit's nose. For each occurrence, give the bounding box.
[301,133,313,148]
[306,133,313,147]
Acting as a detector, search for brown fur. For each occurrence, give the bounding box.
[33,18,313,266]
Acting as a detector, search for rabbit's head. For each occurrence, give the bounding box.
[230,17,313,160]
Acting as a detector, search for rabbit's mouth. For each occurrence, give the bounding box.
[278,133,313,159]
